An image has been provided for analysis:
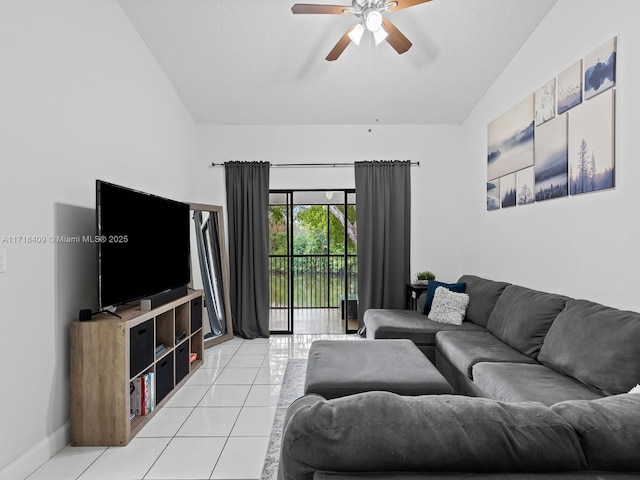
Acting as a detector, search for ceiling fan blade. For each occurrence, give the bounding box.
[382,18,412,54]
[326,29,353,61]
[385,0,432,13]
[291,4,351,14]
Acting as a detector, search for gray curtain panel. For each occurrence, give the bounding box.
[354,160,411,331]
[224,161,270,338]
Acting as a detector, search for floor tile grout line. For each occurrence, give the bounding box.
[140,437,174,480]
[139,398,204,479]
[208,350,263,480]
[52,446,109,480]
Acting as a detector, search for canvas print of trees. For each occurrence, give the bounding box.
[487,180,500,211]
[568,89,615,195]
[517,167,535,206]
[487,94,535,181]
[584,37,616,100]
[535,79,556,126]
[501,173,516,208]
[558,61,582,114]
[535,115,568,201]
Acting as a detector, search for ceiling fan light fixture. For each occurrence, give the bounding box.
[365,10,383,32]
[348,23,365,45]
[373,25,388,45]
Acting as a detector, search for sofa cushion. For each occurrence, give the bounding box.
[486,285,569,358]
[422,280,466,314]
[551,393,640,471]
[538,299,640,395]
[473,362,604,406]
[279,392,587,480]
[457,275,511,328]
[436,331,537,379]
[364,309,485,346]
[427,287,469,325]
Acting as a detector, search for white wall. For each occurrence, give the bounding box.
[458,0,640,311]
[194,124,466,282]
[0,0,197,475]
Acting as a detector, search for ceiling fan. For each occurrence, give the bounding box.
[291,0,432,61]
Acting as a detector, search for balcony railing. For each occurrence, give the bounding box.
[269,255,357,309]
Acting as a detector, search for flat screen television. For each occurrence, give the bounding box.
[96,180,191,310]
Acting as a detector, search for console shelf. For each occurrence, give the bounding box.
[70,290,204,446]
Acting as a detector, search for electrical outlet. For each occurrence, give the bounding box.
[0,248,6,273]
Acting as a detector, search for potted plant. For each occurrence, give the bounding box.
[414,271,436,285]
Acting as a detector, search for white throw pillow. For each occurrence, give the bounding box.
[427,286,470,325]
[629,384,640,394]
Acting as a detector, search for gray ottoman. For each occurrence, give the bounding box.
[305,339,454,399]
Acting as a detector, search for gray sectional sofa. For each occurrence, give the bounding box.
[278,275,640,479]
[365,275,508,363]
[366,274,640,406]
[279,391,640,480]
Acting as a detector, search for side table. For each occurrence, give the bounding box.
[406,283,428,311]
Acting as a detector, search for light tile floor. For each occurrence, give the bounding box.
[269,308,358,334]
[26,334,359,480]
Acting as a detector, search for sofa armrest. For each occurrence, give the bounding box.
[278,392,586,480]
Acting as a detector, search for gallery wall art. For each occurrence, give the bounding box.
[584,37,616,100]
[557,61,582,114]
[517,167,535,206]
[568,89,615,195]
[535,79,556,126]
[487,179,500,211]
[486,36,617,211]
[534,115,568,202]
[487,94,535,181]
[501,173,516,208]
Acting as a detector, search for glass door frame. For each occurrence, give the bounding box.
[268,188,358,335]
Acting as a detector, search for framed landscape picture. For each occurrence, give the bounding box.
[487,180,500,211]
[487,94,535,181]
[568,89,615,195]
[558,60,582,114]
[517,167,535,206]
[584,37,616,100]
[500,173,516,208]
[535,78,556,126]
[535,115,568,201]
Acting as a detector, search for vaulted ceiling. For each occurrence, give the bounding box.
[117,0,557,125]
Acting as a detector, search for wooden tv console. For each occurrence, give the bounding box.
[70,290,204,446]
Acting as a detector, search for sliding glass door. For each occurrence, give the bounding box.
[268,190,358,334]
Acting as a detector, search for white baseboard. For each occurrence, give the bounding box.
[0,422,70,480]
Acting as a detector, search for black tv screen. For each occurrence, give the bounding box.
[96,180,190,309]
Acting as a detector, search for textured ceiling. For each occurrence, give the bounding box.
[117,0,557,125]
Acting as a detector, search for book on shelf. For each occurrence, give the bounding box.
[148,372,155,413]
[130,372,155,416]
[130,377,144,416]
[189,352,197,364]
[155,344,167,357]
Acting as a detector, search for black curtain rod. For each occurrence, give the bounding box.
[210,161,420,168]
